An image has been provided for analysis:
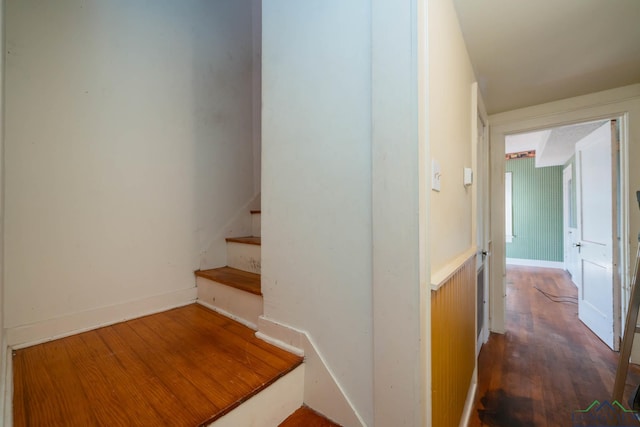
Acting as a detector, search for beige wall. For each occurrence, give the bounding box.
[4,0,257,345]
[429,0,477,275]
[0,0,6,421]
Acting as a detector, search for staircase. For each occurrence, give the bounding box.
[13,209,341,427]
[195,210,263,329]
[194,210,339,426]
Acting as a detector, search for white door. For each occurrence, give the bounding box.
[563,165,580,282]
[575,120,619,350]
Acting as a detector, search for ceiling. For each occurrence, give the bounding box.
[453,0,640,114]
[505,120,607,166]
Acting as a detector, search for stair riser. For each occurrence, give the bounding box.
[252,212,261,237]
[208,365,305,427]
[197,277,263,329]
[227,242,261,274]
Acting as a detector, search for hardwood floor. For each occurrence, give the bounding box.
[469,265,640,427]
[278,406,341,427]
[13,304,302,427]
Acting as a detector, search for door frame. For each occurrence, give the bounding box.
[562,163,577,279]
[487,88,636,336]
[476,104,490,355]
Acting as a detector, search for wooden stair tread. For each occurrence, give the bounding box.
[195,266,261,295]
[279,406,341,427]
[225,236,261,245]
[13,304,302,427]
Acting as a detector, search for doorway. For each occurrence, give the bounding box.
[502,119,621,349]
[488,98,632,345]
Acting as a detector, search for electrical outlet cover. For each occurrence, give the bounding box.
[432,159,441,192]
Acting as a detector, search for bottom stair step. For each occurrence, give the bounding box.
[196,266,263,329]
[279,406,342,427]
[209,364,305,427]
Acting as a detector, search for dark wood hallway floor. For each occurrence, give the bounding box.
[469,265,640,427]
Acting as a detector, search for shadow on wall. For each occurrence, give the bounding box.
[190,0,258,269]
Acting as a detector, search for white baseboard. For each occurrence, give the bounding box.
[506,258,564,269]
[301,333,366,427]
[196,276,262,330]
[256,316,365,427]
[199,300,258,331]
[256,316,305,355]
[490,325,507,334]
[476,327,488,358]
[460,366,478,427]
[255,331,304,358]
[8,287,197,349]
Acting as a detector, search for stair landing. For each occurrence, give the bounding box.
[12,304,302,427]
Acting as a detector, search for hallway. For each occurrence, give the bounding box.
[469,265,640,426]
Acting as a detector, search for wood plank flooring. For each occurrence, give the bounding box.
[278,406,341,427]
[13,304,302,427]
[469,266,640,427]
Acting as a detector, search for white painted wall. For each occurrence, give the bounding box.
[251,0,262,196]
[428,0,477,275]
[4,0,257,345]
[371,0,425,426]
[262,2,429,425]
[261,1,374,424]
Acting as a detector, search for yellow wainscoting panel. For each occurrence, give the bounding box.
[431,254,476,426]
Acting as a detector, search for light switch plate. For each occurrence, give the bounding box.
[432,159,441,192]
[464,167,473,186]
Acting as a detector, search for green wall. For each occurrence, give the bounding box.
[506,157,563,261]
